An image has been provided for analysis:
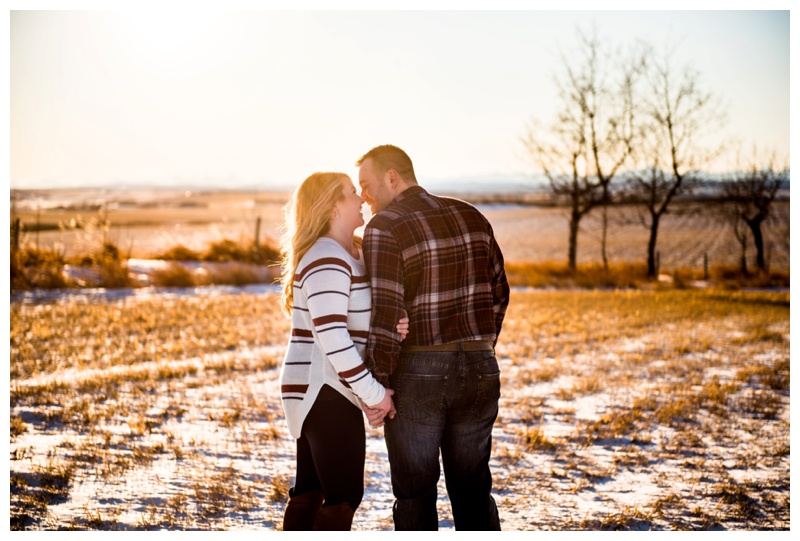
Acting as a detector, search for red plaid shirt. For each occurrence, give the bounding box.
[363,186,510,385]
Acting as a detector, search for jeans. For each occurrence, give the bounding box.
[384,346,501,530]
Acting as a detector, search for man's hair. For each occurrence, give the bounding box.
[356,144,417,183]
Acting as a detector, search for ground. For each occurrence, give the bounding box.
[9,287,790,531]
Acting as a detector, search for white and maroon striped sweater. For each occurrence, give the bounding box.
[279,237,386,439]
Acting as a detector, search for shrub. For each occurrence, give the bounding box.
[151,263,197,287]
[99,259,134,288]
[206,263,265,286]
[504,261,649,289]
[11,247,71,291]
[710,265,790,289]
[156,245,201,261]
[10,416,27,439]
[203,239,250,263]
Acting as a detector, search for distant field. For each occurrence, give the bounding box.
[10,188,790,272]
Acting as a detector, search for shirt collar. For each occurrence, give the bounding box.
[393,185,426,204]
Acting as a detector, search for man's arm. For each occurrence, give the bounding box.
[489,226,510,343]
[363,224,406,386]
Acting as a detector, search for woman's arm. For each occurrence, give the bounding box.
[302,258,386,407]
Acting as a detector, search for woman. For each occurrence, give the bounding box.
[278,171,407,531]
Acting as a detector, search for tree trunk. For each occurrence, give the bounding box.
[747,217,766,271]
[568,212,579,271]
[646,213,660,278]
[601,202,609,272]
[737,230,749,276]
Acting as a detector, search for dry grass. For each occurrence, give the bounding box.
[505,261,651,289]
[496,289,789,530]
[13,191,789,288]
[9,288,789,530]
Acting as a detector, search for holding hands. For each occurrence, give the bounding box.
[365,388,396,428]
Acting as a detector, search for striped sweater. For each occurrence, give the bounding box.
[279,237,386,439]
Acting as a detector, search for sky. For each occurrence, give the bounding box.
[4,2,794,190]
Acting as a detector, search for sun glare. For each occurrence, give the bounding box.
[106,11,222,74]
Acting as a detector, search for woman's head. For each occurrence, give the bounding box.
[287,172,349,240]
[279,172,353,315]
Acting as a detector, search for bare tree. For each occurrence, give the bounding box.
[522,116,600,271]
[522,27,643,271]
[626,43,726,277]
[716,187,751,275]
[580,32,644,270]
[721,149,788,273]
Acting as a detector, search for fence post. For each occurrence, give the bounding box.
[253,217,262,263]
[12,218,20,252]
[704,253,709,280]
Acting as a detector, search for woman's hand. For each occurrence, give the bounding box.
[365,388,396,428]
[396,316,410,341]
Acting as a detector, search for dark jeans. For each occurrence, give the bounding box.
[385,347,501,531]
[294,385,365,510]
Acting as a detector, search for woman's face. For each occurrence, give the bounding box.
[335,177,365,230]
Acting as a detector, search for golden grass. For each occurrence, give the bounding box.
[505,260,789,290]
[505,261,651,289]
[12,192,790,292]
[521,427,560,452]
[150,262,197,287]
[10,294,289,380]
[9,288,790,530]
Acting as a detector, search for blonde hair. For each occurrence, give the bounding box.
[279,172,351,316]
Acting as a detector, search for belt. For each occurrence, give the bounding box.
[401,340,494,352]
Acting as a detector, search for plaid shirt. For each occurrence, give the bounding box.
[363,186,510,385]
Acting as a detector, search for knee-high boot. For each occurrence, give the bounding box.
[282,488,324,531]
[312,502,356,531]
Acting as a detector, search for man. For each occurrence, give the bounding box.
[357,144,509,531]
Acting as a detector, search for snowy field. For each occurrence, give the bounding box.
[9,287,790,531]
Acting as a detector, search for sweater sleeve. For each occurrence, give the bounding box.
[301,258,386,407]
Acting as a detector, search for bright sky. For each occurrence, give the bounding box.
[5,2,794,190]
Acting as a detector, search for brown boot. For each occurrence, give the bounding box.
[312,502,355,531]
[282,488,324,530]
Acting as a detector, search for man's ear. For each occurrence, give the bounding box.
[386,169,399,190]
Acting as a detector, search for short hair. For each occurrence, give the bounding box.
[356,144,417,183]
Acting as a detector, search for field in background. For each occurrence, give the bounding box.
[10,289,790,530]
[10,188,790,274]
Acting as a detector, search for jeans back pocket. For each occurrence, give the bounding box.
[394,373,448,423]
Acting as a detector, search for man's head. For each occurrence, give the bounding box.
[356,144,418,214]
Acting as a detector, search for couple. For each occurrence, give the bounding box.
[278,144,510,531]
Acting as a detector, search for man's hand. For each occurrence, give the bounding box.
[365,388,396,428]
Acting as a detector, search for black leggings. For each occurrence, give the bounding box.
[294,385,365,510]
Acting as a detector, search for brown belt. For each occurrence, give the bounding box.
[401,340,494,352]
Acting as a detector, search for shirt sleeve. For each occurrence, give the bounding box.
[301,260,386,406]
[363,224,406,386]
[489,224,510,344]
